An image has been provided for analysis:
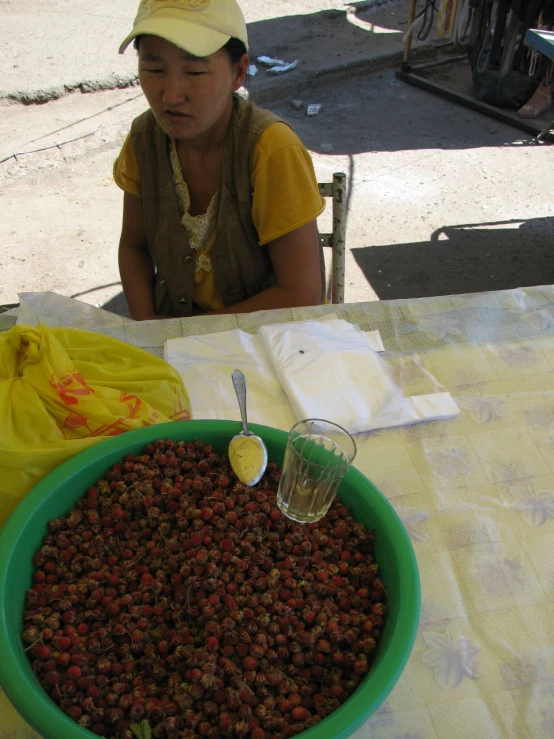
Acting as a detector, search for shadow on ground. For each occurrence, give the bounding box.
[352,217,554,300]
[69,283,131,318]
[271,73,543,156]
[248,5,405,67]
[100,292,131,318]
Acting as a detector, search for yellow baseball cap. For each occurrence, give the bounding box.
[119,0,249,56]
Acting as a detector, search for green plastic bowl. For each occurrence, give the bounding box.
[0,420,420,739]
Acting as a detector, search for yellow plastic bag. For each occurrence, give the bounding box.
[0,324,191,529]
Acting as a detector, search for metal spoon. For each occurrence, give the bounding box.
[229,369,268,487]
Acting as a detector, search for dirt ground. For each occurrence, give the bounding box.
[1,0,553,314]
[1,0,418,101]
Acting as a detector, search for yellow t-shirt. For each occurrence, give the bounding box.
[113,122,325,312]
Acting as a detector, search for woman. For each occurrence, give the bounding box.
[114,0,326,320]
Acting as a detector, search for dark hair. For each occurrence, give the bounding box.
[222,37,247,64]
[133,35,247,64]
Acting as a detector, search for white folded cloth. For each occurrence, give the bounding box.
[164,320,459,435]
[257,319,459,435]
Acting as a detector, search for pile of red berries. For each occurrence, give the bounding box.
[23,439,386,739]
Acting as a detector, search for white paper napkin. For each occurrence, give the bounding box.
[258,319,459,434]
[164,325,386,431]
[164,329,296,430]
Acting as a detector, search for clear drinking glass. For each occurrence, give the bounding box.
[277,419,357,523]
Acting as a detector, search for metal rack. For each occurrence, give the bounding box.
[396,0,553,141]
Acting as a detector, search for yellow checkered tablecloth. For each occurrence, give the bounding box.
[2,286,554,738]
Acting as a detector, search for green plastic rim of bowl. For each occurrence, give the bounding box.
[0,420,420,739]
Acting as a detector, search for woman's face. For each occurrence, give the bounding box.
[138,34,247,142]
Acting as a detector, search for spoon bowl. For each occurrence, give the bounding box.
[229,370,268,486]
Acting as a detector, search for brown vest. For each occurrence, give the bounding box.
[131,96,284,317]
